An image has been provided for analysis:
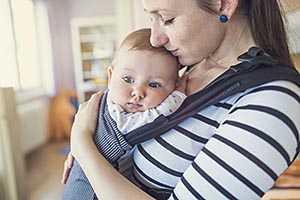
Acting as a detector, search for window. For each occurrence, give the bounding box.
[11,0,42,90]
[0,0,19,88]
[0,0,54,98]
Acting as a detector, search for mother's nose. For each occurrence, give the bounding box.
[150,24,169,47]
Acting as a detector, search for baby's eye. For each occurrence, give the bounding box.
[122,76,134,84]
[148,81,162,88]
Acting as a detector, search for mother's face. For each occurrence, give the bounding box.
[143,0,226,66]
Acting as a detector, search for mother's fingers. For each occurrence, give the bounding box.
[61,153,74,184]
[87,92,102,106]
[85,92,103,116]
[77,92,102,113]
[72,92,103,135]
[78,101,88,111]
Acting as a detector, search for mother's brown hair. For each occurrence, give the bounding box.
[198,0,294,67]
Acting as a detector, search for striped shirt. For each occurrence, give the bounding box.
[132,80,300,199]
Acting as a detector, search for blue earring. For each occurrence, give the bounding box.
[219,15,228,23]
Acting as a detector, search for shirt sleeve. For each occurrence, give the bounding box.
[112,90,186,134]
[169,81,300,200]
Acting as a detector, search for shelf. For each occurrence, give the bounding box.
[82,71,94,80]
[82,51,113,60]
[81,80,107,92]
[83,72,107,82]
[71,16,116,102]
[80,34,102,43]
[80,34,114,43]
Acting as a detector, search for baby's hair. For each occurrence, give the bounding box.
[119,28,171,54]
[111,28,176,67]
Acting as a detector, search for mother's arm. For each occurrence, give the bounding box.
[68,93,154,200]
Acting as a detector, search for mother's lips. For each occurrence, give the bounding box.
[169,49,179,56]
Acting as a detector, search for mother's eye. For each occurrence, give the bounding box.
[122,76,134,84]
[149,81,162,88]
[163,18,175,25]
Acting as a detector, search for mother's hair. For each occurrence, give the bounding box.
[197,0,294,67]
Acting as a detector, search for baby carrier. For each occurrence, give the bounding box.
[98,47,300,199]
[96,47,300,199]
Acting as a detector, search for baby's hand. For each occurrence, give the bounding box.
[176,75,188,94]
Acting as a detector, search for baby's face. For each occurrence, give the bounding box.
[107,50,178,113]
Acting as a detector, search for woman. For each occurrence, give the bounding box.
[63,0,300,199]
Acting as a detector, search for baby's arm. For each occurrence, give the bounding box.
[116,90,186,133]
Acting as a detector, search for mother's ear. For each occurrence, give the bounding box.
[219,0,239,19]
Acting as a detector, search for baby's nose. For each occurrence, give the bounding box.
[131,88,145,101]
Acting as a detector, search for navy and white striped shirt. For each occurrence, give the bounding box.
[132,80,300,199]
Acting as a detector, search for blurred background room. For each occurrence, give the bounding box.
[0,0,300,200]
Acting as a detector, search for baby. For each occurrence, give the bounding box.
[63,28,186,199]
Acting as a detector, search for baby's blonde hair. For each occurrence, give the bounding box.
[121,29,171,52]
[112,28,175,66]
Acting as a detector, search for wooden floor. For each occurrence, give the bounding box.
[26,141,67,200]
[26,141,300,200]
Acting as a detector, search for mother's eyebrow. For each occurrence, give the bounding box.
[144,8,169,14]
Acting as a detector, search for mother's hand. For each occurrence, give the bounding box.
[70,92,102,158]
[61,92,102,184]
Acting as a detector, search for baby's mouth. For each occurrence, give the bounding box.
[126,102,143,110]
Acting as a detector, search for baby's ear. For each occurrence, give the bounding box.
[107,66,113,86]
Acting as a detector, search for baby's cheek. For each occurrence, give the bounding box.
[110,86,130,104]
[146,90,170,108]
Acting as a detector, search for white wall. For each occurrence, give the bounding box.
[46,0,75,92]
[68,0,115,18]
[17,98,49,153]
[133,0,149,29]
[0,0,19,88]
